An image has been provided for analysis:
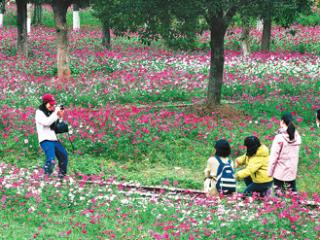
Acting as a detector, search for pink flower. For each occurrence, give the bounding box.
[262,218,268,225]
[1,195,6,204]
[163,179,170,186]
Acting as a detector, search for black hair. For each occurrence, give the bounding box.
[317,109,320,121]
[214,139,231,158]
[281,112,295,141]
[39,103,53,117]
[244,136,261,157]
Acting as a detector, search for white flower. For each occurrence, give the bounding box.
[24,139,29,144]
[68,193,75,201]
[28,207,35,213]
[120,199,129,205]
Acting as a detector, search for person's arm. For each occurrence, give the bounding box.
[204,157,219,196]
[235,154,248,168]
[236,158,262,180]
[36,109,59,127]
[204,157,219,178]
[268,136,283,177]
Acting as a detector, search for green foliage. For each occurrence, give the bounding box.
[297,12,320,26]
[0,38,17,56]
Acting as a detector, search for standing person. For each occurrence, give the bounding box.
[204,139,236,196]
[268,112,301,195]
[35,94,68,178]
[235,136,273,197]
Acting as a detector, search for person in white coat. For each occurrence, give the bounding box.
[35,94,68,178]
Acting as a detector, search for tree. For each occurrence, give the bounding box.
[51,0,71,80]
[121,0,258,106]
[16,0,28,56]
[32,0,43,25]
[240,16,251,56]
[258,0,312,51]
[260,1,272,51]
[49,0,88,79]
[205,4,238,106]
[91,0,128,49]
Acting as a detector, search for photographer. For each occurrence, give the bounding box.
[35,94,68,178]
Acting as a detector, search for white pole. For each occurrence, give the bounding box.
[256,19,263,32]
[27,3,32,34]
[0,13,3,28]
[73,8,80,31]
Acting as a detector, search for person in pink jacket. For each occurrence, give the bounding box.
[268,113,301,195]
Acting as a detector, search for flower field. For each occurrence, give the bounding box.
[0,19,320,239]
[0,162,319,239]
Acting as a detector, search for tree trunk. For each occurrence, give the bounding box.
[16,0,28,56]
[32,1,42,25]
[0,0,5,28]
[27,3,32,34]
[241,17,251,57]
[207,16,227,107]
[261,11,272,51]
[102,20,111,49]
[52,1,71,80]
[73,4,80,31]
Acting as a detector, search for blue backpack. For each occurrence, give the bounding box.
[215,156,236,194]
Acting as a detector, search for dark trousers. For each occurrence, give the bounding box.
[273,178,297,195]
[40,140,68,177]
[244,176,253,186]
[243,178,273,197]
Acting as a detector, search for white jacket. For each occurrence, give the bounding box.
[35,109,59,143]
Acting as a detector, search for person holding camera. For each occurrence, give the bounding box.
[35,93,68,178]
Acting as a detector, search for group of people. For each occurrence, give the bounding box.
[204,111,319,197]
[35,93,319,197]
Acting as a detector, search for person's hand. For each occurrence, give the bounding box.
[235,158,240,168]
[57,109,65,118]
[235,173,241,181]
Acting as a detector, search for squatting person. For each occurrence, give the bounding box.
[235,136,273,197]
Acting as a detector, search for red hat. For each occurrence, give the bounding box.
[42,94,56,105]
